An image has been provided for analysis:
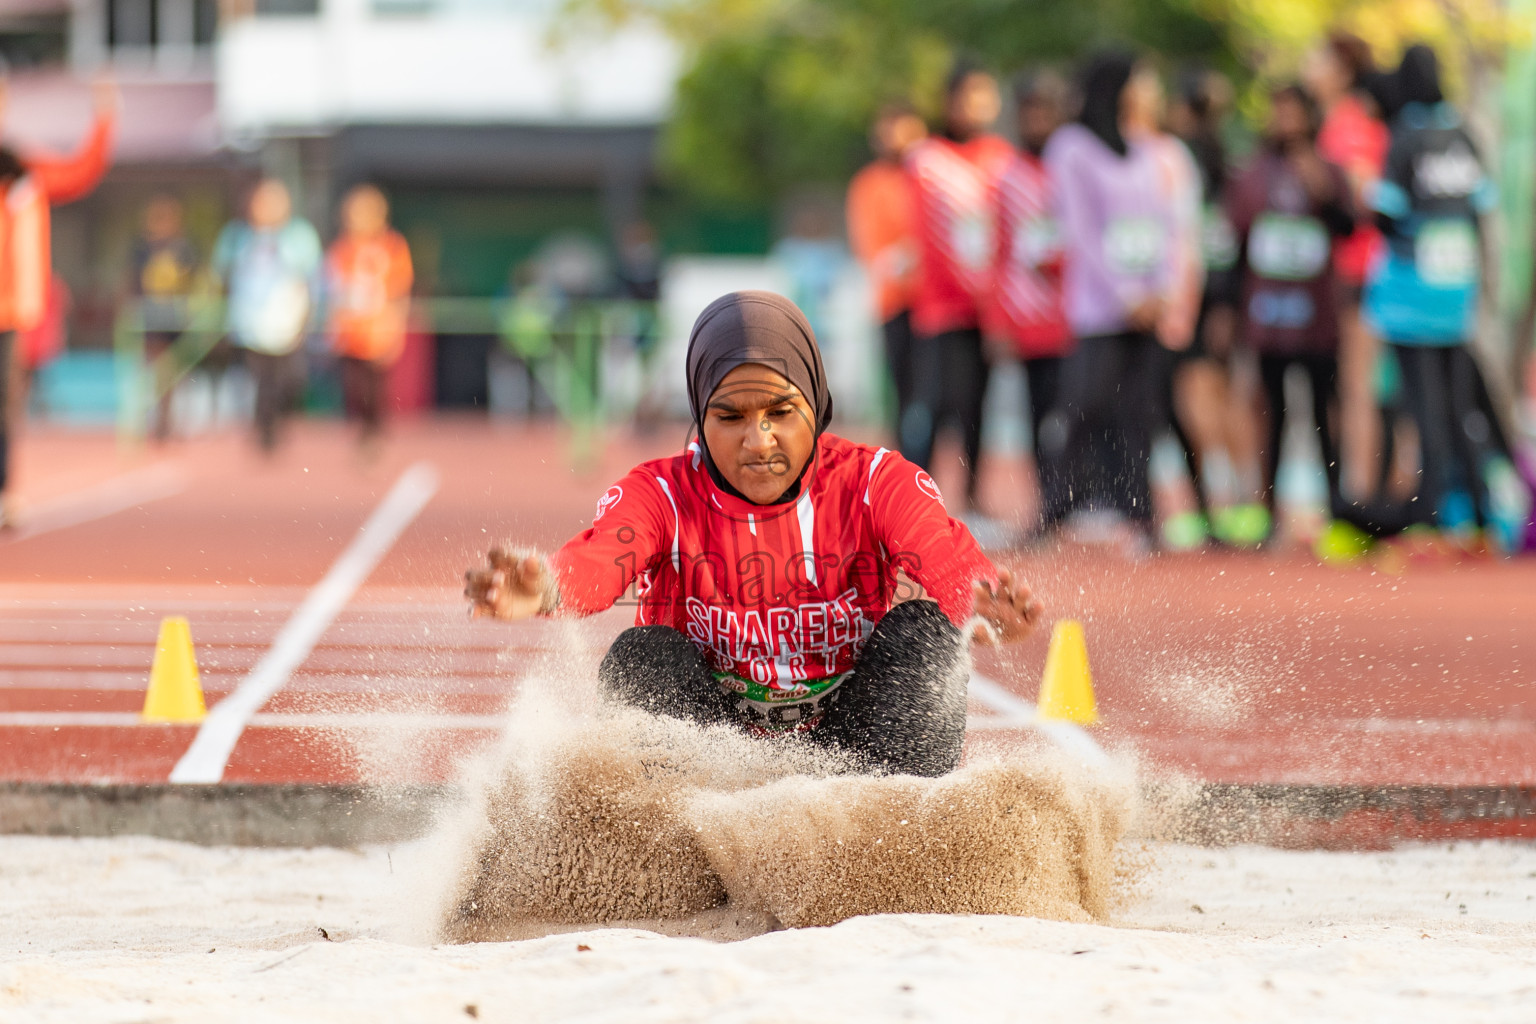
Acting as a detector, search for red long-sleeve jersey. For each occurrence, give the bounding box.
[986,150,1072,358]
[906,133,1016,337]
[548,433,996,688]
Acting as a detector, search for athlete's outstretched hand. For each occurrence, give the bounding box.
[464,547,552,621]
[970,568,1043,646]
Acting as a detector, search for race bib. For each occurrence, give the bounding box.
[1011,215,1061,270]
[1247,213,1329,281]
[1416,219,1478,288]
[950,211,993,274]
[1201,204,1239,272]
[1104,216,1163,275]
[245,278,311,354]
[1248,288,1315,329]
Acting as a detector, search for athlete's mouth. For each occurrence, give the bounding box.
[739,456,790,476]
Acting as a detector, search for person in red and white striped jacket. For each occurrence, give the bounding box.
[985,71,1073,531]
[903,63,1016,516]
[465,291,1043,777]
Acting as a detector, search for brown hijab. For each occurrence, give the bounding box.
[685,290,834,499]
[685,290,834,434]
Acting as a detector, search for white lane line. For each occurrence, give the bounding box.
[5,463,187,542]
[0,710,500,730]
[966,671,1111,768]
[967,672,1038,726]
[169,462,440,784]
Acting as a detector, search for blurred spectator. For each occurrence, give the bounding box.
[1124,65,1214,546]
[1306,32,1391,502]
[614,220,666,429]
[1227,84,1354,536]
[1361,45,1531,550]
[326,184,413,453]
[1039,52,1179,550]
[0,148,38,528]
[905,62,1014,522]
[0,79,116,528]
[129,195,199,442]
[616,219,662,304]
[985,71,1071,524]
[846,102,926,445]
[1125,67,1204,355]
[212,179,323,453]
[770,200,846,347]
[1165,69,1265,547]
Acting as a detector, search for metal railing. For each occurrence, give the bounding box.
[113,294,663,456]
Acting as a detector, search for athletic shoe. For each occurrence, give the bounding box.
[1482,455,1533,555]
[1161,511,1210,552]
[1212,503,1271,548]
[1314,519,1374,565]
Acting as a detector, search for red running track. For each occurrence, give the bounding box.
[2,420,1534,811]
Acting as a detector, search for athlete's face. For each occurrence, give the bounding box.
[946,73,1001,139]
[1121,66,1165,135]
[342,186,388,237]
[702,362,817,505]
[1269,93,1311,146]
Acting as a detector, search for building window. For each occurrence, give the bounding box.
[254,0,321,14]
[194,0,218,44]
[107,0,157,49]
[105,0,220,50]
[0,13,69,70]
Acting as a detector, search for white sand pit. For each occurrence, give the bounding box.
[429,694,1134,940]
[3,834,1535,1022]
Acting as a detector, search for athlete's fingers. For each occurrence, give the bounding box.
[487,546,518,572]
[464,568,492,601]
[972,579,998,623]
[512,556,545,595]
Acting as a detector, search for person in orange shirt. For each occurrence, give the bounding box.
[0,79,117,528]
[326,184,412,449]
[845,102,926,449]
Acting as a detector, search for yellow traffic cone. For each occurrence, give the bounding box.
[141,616,206,723]
[1036,619,1098,725]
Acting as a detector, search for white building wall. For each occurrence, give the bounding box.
[217,0,679,135]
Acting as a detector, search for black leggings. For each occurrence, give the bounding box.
[246,349,305,452]
[340,356,386,439]
[1023,355,1063,517]
[882,311,916,449]
[598,600,969,777]
[1038,331,1163,528]
[903,327,990,504]
[1392,343,1506,525]
[1258,353,1342,518]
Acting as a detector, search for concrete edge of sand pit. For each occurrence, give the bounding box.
[0,783,459,847]
[1,782,1533,848]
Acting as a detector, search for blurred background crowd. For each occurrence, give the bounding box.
[1,0,1535,559]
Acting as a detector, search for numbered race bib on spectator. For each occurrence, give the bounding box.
[1415,219,1479,288]
[950,211,993,274]
[1011,216,1062,270]
[1103,216,1163,276]
[1247,213,1329,282]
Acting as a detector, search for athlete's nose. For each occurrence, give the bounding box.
[743,413,777,455]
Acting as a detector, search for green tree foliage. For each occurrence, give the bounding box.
[575,0,1233,202]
